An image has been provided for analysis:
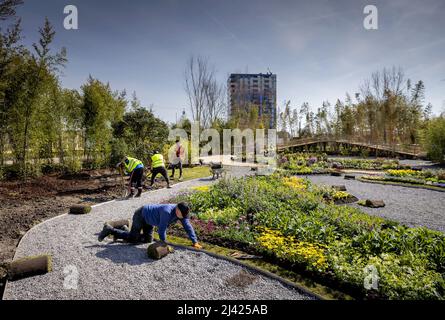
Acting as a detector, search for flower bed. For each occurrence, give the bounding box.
[279,153,403,175]
[173,175,445,300]
[333,159,400,170]
[361,169,445,190]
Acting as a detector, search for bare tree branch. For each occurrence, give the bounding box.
[184,55,225,127]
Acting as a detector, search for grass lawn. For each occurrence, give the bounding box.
[172,166,211,181]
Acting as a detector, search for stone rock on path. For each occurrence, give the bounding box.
[332,185,347,191]
[365,199,386,208]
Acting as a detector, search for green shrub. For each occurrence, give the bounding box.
[199,207,243,225]
[110,138,128,167]
[65,157,82,173]
[424,116,445,163]
[327,241,444,299]
[1,163,42,180]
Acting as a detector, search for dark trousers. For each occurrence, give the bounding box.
[151,166,170,186]
[171,161,183,177]
[130,167,144,189]
[110,208,153,243]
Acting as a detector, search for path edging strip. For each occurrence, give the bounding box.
[166,242,325,300]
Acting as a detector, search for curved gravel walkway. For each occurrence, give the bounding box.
[306,174,445,232]
[3,168,312,300]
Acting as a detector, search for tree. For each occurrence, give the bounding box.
[0,0,23,21]
[0,1,171,178]
[333,99,344,138]
[203,77,226,127]
[184,55,211,127]
[299,102,313,137]
[423,116,445,163]
[184,55,226,127]
[2,18,67,178]
[290,108,300,138]
[278,101,290,133]
[81,76,126,167]
[270,66,430,151]
[112,93,168,165]
[60,88,83,172]
[18,18,66,178]
[0,0,23,166]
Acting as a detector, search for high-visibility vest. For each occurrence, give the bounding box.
[151,154,165,169]
[124,157,143,173]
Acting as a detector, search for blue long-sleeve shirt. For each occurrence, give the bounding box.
[142,204,198,243]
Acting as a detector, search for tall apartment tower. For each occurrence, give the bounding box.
[228,73,277,129]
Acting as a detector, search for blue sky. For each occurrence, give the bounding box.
[15,0,445,122]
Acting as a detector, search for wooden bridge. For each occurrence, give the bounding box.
[277,136,426,159]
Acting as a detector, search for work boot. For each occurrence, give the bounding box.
[98,223,114,242]
[140,234,153,244]
[135,188,142,198]
[126,188,135,199]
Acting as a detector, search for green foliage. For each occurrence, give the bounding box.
[112,96,169,164]
[280,153,400,174]
[424,116,445,163]
[1,6,169,178]
[334,158,399,170]
[181,175,445,299]
[199,207,243,225]
[327,242,444,299]
[81,76,126,168]
[110,138,128,166]
[285,68,429,148]
[213,225,256,245]
[361,169,445,189]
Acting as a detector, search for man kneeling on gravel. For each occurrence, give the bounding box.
[98,202,202,249]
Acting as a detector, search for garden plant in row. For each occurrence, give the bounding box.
[173,175,445,300]
[361,169,445,189]
[279,153,402,175]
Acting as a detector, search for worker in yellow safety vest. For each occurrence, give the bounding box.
[149,150,171,189]
[117,156,145,198]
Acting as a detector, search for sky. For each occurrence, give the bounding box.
[13,0,445,123]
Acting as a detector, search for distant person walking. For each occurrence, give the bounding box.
[150,150,171,189]
[117,156,144,198]
[170,139,184,181]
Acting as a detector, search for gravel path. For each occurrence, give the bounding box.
[306,174,445,232]
[4,167,312,300]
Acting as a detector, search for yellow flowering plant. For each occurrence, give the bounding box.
[386,169,417,177]
[282,176,308,191]
[256,227,328,272]
[192,185,211,192]
[332,191,351,200]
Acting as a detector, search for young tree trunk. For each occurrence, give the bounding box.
[58,130,64,166]
[22,106,30,181]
